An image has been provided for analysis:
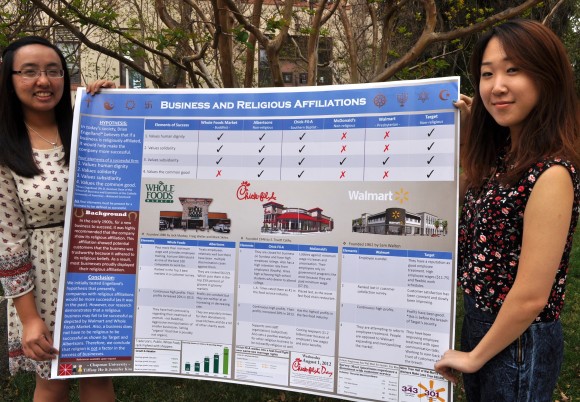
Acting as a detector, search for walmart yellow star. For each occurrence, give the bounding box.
[394,187,409,204]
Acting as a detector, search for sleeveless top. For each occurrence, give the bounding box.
[458,155,580,322]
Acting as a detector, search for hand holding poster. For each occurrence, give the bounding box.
[53,78,459,402]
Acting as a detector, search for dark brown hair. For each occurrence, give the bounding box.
[462,19,580,188]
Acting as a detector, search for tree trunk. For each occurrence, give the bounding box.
[243,0,263,88]
[338,0,359,84]
[216,0,238,87]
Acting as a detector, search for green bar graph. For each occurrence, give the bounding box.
[213,353,219,373]
[223,347,229,375]
[186,345,230,375]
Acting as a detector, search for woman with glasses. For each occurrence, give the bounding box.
[0,36,116,401]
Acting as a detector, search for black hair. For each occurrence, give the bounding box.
[0,35,72,177]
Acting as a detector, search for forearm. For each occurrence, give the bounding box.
[468,287,545,369]
[12,290,58,360]
[12,290,42,325]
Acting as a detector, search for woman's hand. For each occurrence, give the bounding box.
[21,316,58,361]
[86,80,116,95]
[453,94,472,145]
[434,349,482,384]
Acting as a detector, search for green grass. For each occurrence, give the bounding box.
[2,236,579,402]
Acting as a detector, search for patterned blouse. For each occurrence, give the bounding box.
[458,155,580,322]
[0,149,68,298]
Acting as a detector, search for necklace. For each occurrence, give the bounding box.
[25,123,59,149]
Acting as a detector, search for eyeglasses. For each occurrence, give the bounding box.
[12,69,65,79]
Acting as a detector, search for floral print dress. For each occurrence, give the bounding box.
[458,155,580,322]
[0,147,68,379]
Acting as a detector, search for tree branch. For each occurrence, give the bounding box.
[371,0,543,82]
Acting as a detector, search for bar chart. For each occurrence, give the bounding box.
[182,342,231,377]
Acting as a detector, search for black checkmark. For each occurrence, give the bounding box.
[428,128,434,137]
[427,142,435,150]
[259,145,265,153]
[258,158,264,165]
[216,157,223,165]
[298,170,305,178]
[340,157,347,165]
[259,133,266,140]
[217,145,223,152]
[427,169,434,178]
[218,133,224,140]
[299,133,306,140]
[427,156,434,164]
[382,157,390,165]
[258,170,264,177]
[298,158,305,165]
[299,145,305,153]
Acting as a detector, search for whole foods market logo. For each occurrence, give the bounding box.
[145,181,175,203]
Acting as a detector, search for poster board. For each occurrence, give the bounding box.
[52,78,460,402]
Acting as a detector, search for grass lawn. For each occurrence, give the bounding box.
[2,235,579,402]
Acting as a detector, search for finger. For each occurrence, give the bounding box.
[24,341,56,361]
[87,80,114,95]
[459,94,472,106]
[435,365,459,384]
[36,334,58,358]
[453,100,470,114]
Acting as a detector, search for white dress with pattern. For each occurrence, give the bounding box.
[0,147,67,379]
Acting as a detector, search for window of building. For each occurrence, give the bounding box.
[120,34,146,88]
[259,35,333,87]
[283,72,293,84]
[53,27,81,85]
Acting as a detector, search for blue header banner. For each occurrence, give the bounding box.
[81,80,458,118]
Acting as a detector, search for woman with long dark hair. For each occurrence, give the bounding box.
[435,20,580,401]
[0,36,116,401]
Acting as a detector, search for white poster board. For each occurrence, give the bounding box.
[52,78,460,402]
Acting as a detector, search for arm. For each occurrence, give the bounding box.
[12,292,58,360]
[435,165,574,383]
[0,167,57,360]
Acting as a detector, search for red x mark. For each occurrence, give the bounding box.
[340,171,346,179]
[384,131,390,139]
[383,144,390,152]
[340,145,347,153]
[341,132,347,140]
[383,171,389,179]
[216,170,222,177]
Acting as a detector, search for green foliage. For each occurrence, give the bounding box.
[232,25,254,50]
[148,28,191,51]
[265,17,287,33]
[87,8,118,26]
[303,7,316,16]
[63,0,119,28]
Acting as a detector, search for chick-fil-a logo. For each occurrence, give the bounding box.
[291,357,333,378]
[236,181,277,202]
